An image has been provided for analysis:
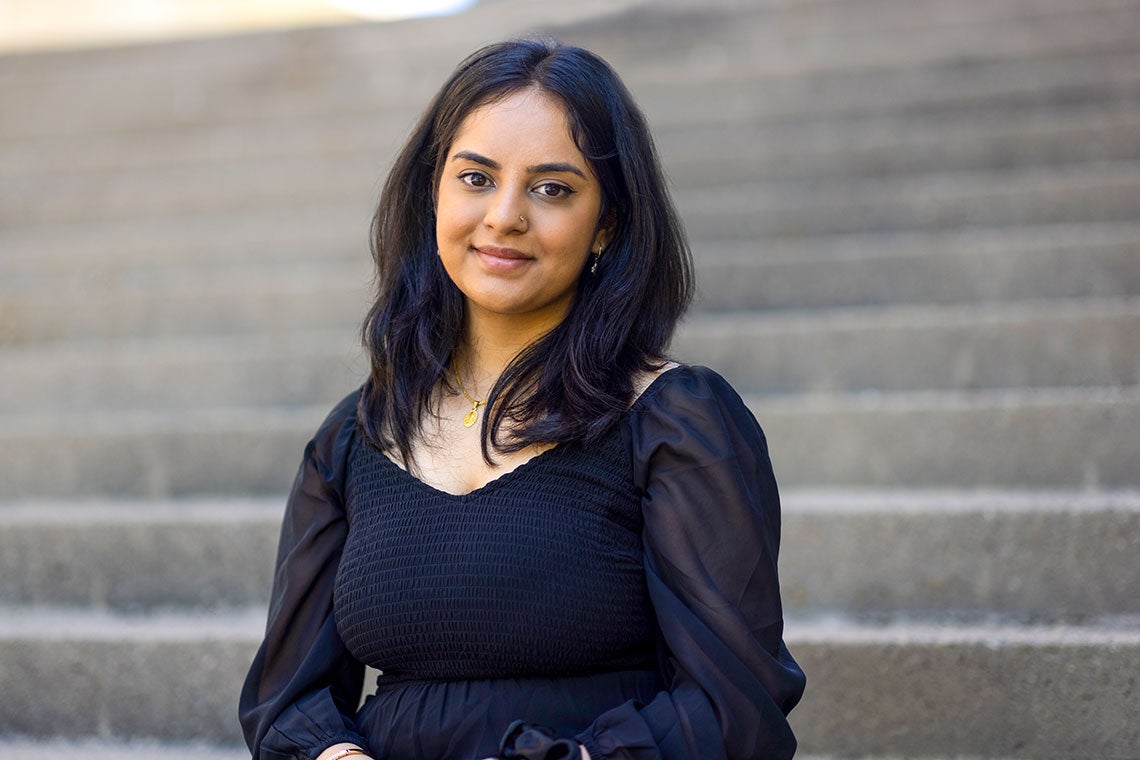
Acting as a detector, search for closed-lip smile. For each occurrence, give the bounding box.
[475,245,532,260]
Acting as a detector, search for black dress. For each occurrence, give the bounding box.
[239,365,806,760]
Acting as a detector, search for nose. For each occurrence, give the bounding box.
[483,187,528,234]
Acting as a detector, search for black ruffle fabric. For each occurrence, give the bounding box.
[499,721,582,760]
[238,366,805,760]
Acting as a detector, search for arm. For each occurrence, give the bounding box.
[575,366,806,759]
[239,391,372,760]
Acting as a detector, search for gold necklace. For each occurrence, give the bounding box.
[453,363,486,428]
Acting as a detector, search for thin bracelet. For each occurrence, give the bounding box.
[326,748,368,760]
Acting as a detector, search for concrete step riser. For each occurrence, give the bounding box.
[4,304,1137,410]
[635,52,1140,130]
[678,304,1140,395]
[697,234,1140,311]
[1,0,1133,86]
[780,496,1140,622]
[0,392,1135,498]
[0,335,367,411]
[0,633,255,743]
[661,114,1140,185]
[0,207,366,269]
[0,507,279,612]
[760,390,1140,489]
[788,630,1140,758]
[2,621,1137,758]
[4,223,1137,302]
[3,41,1138,139]
[608,3,1140,85]
[2,248,1138,347]
[0,280,370,345]
[0,334,364,412]
[0,739,248,760]
[6,89,1140,185]
[678,165,1140,240]
[4,497,1137,622]
[6,115,1140,223]
[7,159,1140,232]
[0,415,315,500]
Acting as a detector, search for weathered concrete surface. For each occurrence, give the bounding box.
[787,622,1140,759]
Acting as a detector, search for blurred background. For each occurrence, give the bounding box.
[1,0,1138,757]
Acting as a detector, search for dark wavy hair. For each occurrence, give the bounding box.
[358,37,694,465]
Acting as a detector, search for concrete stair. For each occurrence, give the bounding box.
[1,0,1137,757]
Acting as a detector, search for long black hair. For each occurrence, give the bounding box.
[358,37,694,465]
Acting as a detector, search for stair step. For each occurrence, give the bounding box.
[3,298,1136,409]
[0,607,261,743]
[615,0,1140,60]
[3,492,1137,621]
[3,29,1138,140]
[0,265,371,344]
[787,619,1140,758]
[0,500,280,611]
[0,404,322,499]
[677,160,1140,240]
[0,739,247,760]
[0,0,642,136]
[758,385,1140,489]
[610,1,1140,85]
[658,103,1140,184]
[6,98,1139,185]
[3,222,1136,309]
[634,50,1140,129]
[0,329,364,411]
[696,223,1140,310]
[780,490,1140,621]
[5,155,1139,238]
[2,608,1136,756]
[678,297,1140,394]
[0,387,1135,497]
[0,203,366,274]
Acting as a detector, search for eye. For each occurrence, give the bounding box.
[535,182,574,198]
[459,171,492,188]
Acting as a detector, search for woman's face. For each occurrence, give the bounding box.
[436,88,608,331]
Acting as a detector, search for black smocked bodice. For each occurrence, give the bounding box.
[332,425,658,684]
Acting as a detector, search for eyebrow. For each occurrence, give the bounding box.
[451,150,587,180]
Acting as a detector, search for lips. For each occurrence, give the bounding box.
[475,245,532,261]
[473,244,534,274]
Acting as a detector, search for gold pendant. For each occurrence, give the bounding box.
[463,406,479,428]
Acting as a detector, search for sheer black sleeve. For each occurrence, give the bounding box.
[575,366,806,760]
[239,389,370,760]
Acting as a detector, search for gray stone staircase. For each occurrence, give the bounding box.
[2,0,1138,757]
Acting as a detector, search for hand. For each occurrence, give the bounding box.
[316,743,375,760]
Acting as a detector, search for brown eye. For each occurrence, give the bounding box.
[460,171,491,188]
[537,182,571,198]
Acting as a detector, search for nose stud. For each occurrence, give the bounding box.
[519,214,528,230]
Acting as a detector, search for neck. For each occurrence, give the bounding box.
[457,305,564,395]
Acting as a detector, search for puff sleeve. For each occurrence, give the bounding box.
[574,366,805,759]
[239,389,371,760]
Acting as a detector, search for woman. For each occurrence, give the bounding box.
[239,38,805,760]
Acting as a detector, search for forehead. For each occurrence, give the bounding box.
[450,89,585,165]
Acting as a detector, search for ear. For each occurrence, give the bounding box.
[593,209,617,251]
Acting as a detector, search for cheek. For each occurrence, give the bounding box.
[435,187,473,242]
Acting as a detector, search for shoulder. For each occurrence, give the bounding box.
[631,364,750,420]
[626,365,769,479]
[308,386,364,469]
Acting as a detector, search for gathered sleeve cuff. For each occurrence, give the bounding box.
[239,389,370,760]
[575,366,806,760]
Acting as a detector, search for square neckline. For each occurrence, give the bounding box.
[369,363,687,499]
